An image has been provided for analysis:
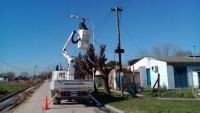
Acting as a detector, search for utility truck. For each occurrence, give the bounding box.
[50,30,93,104]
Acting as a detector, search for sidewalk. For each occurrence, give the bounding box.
[109,89,144,97]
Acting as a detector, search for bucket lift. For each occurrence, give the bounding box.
[62,29,90,80]
[77,29,90,50]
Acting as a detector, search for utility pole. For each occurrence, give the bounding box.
[32,66,37,81]
[111,6,124,97]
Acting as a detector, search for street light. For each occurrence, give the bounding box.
[92,67,95,90]
[71,15,94,46]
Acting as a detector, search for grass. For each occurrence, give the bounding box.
[139,88,195,98]
[0,81,38,100]
[92,89,200,113]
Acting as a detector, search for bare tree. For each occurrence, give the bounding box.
[96,44,114,95]
[75,44,113,95]
[135,48,150,58]
[46,65,56,72]
[0,73,6,78]
[151,43,179,56]
[20,72,29,80]
[75,45,98,92]
[20,72,29,77]
[175,49,192,56]
[39,71,48,80]
[6,71,15,80]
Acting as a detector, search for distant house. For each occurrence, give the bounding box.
[108,66,133,90]
[0,77,5,82]
[131,56,200,89]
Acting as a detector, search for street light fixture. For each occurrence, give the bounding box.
[71,15,94,46]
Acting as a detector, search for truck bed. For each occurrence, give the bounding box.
[50,79,93,91]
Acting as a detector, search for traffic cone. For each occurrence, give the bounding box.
[43,95,48,110]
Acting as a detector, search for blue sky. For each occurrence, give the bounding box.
[0,0,200,76]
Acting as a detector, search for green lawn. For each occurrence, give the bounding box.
[92,89,200,113]
[0,81,38,100]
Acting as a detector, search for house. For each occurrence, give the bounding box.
[108,66,133,90]
[131,56,200,89]
[0,77,5,82]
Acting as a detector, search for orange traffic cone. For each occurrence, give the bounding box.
[43,95,48,110]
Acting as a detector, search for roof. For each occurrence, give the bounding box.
[154,56,200,66]
[110,65,132,73]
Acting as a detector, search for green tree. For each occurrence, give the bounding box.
[127,58,141,65]
[106,60,119,67]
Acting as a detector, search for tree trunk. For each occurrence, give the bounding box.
[102,75,110,95]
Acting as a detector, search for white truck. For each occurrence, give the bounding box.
[50,30,94,104]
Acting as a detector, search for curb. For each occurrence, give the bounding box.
[157,97,200,100]
[105,104,125,113]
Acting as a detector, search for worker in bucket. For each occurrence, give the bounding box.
[79,18,88,30]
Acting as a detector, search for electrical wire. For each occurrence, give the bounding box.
[0,59,35,70]
[122,0,132,11]
[94,39,135,57]
[119,21,141,52]
[94,0,131,38]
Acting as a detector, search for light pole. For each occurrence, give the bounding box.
[71,15,94,46]
[92,67,95,90]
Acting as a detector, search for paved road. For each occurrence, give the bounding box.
[9,81,105,113]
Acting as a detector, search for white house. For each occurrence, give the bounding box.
[131,56,200,89]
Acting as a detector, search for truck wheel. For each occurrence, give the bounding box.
[83,99,87,104]
[51,90,56,98]
[78,99,83,104]
[57,99,61,104]
[53,98,57,105]
[53,98,61,104]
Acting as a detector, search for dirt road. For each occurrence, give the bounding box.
[5,80,105,113]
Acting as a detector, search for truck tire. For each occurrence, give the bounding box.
[53,98,61,105]
[83,99,87,104]
[77,99,83,104]
[51,89,56,98]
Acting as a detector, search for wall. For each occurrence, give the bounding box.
[132,57,147,70]
[192,71,199,88]
[167,65,175,89]
[187,66,200,87]
[148,58,169,89]
[140,66,147,87]
[134,57,170,89]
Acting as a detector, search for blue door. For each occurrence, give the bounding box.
[115,72,120,89]
[146,69,151,86]
[174,67,188,88]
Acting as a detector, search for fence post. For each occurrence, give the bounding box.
[158,73,160,95]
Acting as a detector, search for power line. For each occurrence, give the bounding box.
[94,0,131,38]
[94,39,134,57]
[122,0,132,11]
[0,59,35,70]
[119,21,141,52]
